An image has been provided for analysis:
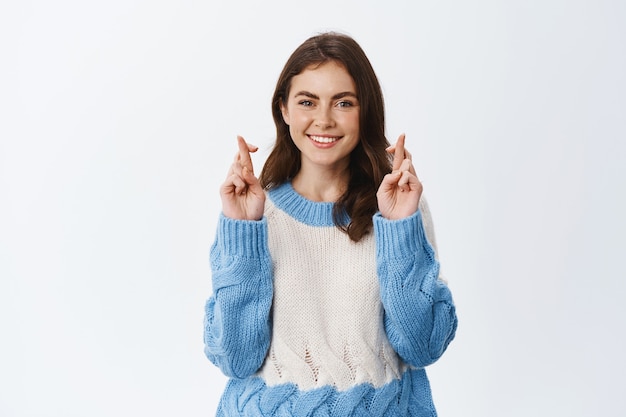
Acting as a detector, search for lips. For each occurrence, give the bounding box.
[308,135,340,144]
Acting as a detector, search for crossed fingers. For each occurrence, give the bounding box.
[387,133,416,177]
[226,135,259,195]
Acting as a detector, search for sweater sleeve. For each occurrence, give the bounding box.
[373,208,457,368]
[203,214,273,379]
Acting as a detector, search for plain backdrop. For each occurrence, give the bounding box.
[1,0,625,416]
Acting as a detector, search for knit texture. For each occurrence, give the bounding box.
[204,182,457,416]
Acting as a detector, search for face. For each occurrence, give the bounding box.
[280,61,360,173]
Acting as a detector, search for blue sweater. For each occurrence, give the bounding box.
[204,182,457,416]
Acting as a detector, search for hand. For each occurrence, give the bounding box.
[220,135,266,220]
[376,134,422,220]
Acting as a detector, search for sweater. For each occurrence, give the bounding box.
[204,182,457,416]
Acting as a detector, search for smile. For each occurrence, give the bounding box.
[308,135,340,144]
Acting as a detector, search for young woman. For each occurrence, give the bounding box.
[204,32,457,416]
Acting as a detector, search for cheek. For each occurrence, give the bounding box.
[287,118,306,142]
[289,111,312,131]
[342,112,360,133]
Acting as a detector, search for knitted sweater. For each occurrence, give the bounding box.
[204,182,457,416]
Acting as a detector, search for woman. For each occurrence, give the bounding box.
[204,32,457,416]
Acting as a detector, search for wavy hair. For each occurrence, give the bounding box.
[259,32,391,242]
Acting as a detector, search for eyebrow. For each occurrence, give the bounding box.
[294,91,358,100]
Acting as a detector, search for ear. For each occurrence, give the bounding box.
[279,102,290,125]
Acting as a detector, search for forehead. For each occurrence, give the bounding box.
[289,61,357,95]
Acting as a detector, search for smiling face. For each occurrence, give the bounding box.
[280,61,360,175]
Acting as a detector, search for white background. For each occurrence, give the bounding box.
[1,0,625,416]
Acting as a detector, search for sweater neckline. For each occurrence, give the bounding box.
[267,182,349,227]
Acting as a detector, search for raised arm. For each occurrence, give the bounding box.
[375,134,457,367]
[203,136,273,378]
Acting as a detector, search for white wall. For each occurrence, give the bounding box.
[1,1,624,415]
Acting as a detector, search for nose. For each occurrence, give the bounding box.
[314,106,335,129]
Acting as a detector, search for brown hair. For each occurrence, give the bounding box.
[259,32,391,242]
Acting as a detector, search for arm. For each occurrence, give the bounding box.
[203,214,273,378]
[375,134,457,367]
[374,206,457,368]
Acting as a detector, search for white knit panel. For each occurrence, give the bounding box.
[256,200,406,392]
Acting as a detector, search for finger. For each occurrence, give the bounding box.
[237,135,259,153]
[397,158,420,187]
[242,166,263,195]
[242,166,258,185]
[228,172,247,190]
[398,170,423,192]
[386,134,412,154]
[392,133,406,171]
[385,145,413,159]
[397,170,412,191]
[237,135,258,173]
[399,158,416,176]
[387,145,413,159]
[227,159,244,180]
[379,171,403,191]
[221,175,243,198]
[228,141,248,178]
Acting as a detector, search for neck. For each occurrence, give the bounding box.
[292,166,350,203]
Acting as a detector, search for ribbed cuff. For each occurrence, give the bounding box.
[216,213,269,259]
[373,210,434,260]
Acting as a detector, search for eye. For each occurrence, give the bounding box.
[337,100,355,108]
[298,100,313,107]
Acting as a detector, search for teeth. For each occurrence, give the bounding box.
[310,135,339,143]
